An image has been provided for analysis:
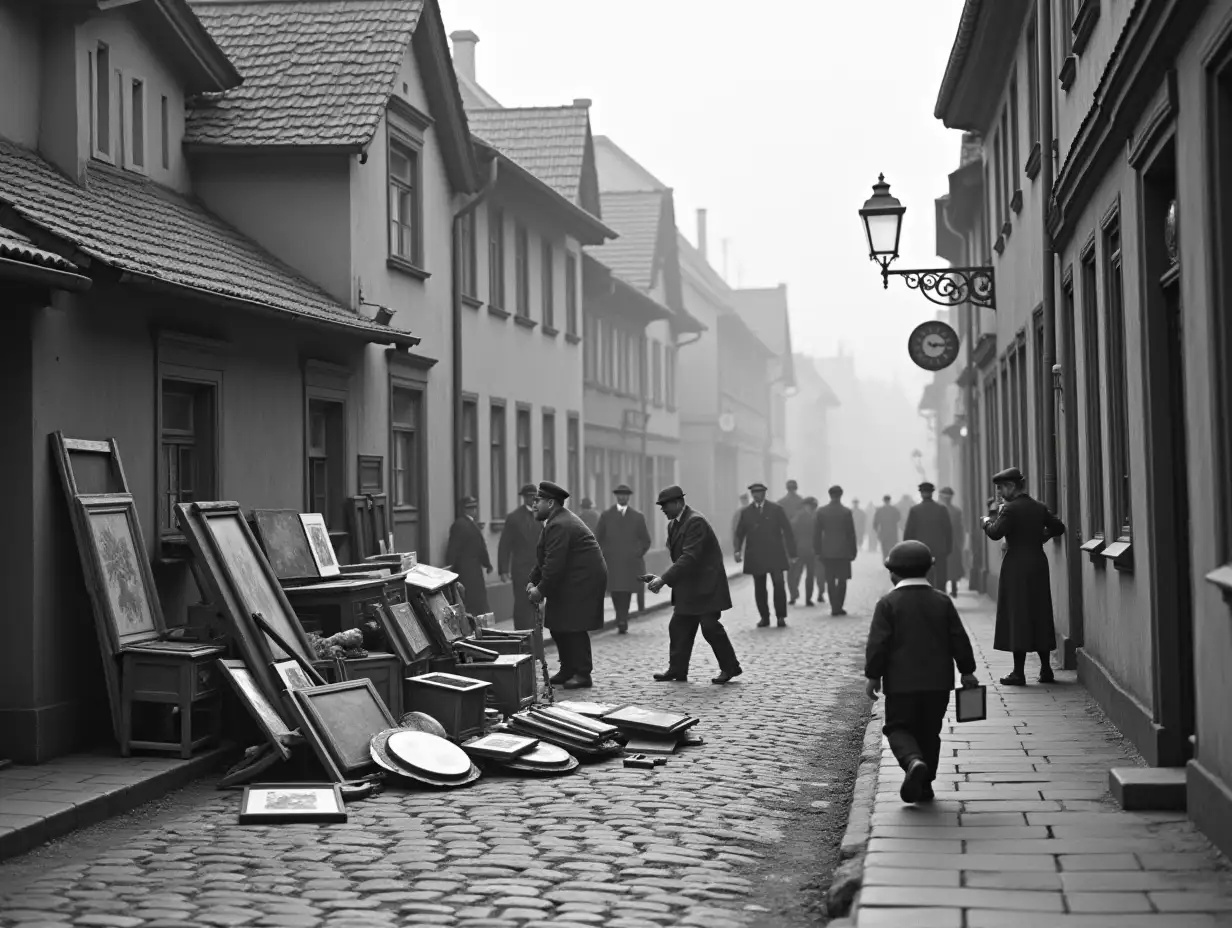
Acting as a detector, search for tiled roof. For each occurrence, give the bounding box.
[186,0,424,148]
[733,286,796,385]
[0,140,376,330]
[586,190,665,291]
[466,106,590,203]
[0,227,79,272]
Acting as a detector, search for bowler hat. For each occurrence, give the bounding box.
[940,486,955,496]
[919,482,936,492]
[519,483,538,496]
[828,485,843,496]
[656,485,685,505]
[747,482,768,492]
[885,540,934,573]
[537,480,569,502]
[992,466,1025,486]
[459,495,478,508]
[613,484,633,494]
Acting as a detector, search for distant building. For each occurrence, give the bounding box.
[786,355,841,496]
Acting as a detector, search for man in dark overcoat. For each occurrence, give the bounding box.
[939,487,965,598]
[904,482,954,591]
[734,481,797,628]
[788,497,821,607]
[497,484,541,634]
[444,496,491,616]
[777,480,804,521]
[851,497,867,551]
[646,486,742,684]
[813,485,858,615]
[578,497,600,534]
[527,480,608,689]
[873,494,901,557]
[595,484,651,634]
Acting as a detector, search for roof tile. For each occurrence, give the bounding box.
[466,105,590,203]
[186,0,424,148]
[586,189,664,290]
[0,227,79,271]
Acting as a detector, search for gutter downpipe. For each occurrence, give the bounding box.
[452,157,498,516]
[1039,0,1058,515]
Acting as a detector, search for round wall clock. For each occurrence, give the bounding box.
[907,320,961,371]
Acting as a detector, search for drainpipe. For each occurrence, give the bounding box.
[1039,0,1058,513]
[452,157,499,516]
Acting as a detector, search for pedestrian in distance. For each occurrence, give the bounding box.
[851,497,867,551]
[788,496,821,607]
[526,481,608,690]
[730,492,749,551]
[498,484,543,640]
[777,479,804,522]
[444,496,491,616]
[980,466,1066,686]
[939,487,966,598]
[866,501,879,552]
[904,482,954,591]
[578,497,600,534]
[813,485,858,616]
[873,495,901,557]
[595,484,651,635]
[865,540,979,804]
[645,486,742,684]
[734,481,797,628]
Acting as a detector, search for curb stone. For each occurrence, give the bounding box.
[826,712,883,920]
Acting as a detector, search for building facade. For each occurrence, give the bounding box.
[731,285,796,492]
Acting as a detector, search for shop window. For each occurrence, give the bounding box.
[159,379,216,538]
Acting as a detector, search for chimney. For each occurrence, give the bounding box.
[697,209,708,261]
[450,30,479,82]
[572,98,592,108]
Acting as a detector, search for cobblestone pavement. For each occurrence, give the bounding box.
[0,554,892,928]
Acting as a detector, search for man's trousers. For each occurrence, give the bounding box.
[667,611,740,676]
[882,690,952,780]
[550,630,593,678]
[788,557,819,603]
[752,571,788,620]
[610,591,632,630]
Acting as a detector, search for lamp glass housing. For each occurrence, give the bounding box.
[859,174,906,268]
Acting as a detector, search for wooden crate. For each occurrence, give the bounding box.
[341,652,403,717]
[404,672,490,741]
[453,655,537,718]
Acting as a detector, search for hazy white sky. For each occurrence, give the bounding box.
[442,0,968,394]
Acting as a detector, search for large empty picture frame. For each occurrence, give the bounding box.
[292,680,396,778]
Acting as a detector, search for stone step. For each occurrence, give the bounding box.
[1110,767,1187,812]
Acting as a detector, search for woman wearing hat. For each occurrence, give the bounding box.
[980,467,1066,685]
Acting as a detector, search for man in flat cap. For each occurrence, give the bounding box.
[788,496,821,607]
[939,487,965,598]
[874,494,901,557]
[904,482,953,591]
[813,485,858,616]
[445,496,491,616]
[527,480,608,689]
[645,486,742,684]
[498,483,542,637]
[595,484,651,634]
[734,481,797,627]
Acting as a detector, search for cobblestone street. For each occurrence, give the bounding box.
[0,558,886,928]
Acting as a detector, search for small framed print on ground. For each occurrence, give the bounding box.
[956,684,988,723]
[238,783,346,825]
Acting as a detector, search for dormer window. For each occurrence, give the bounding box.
[126,76,146,172]
[91,43,112,161]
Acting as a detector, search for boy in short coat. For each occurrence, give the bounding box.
[865,540,979,803]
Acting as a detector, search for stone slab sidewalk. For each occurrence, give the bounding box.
[841,591,1232,927]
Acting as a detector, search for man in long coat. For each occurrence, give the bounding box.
[497,484,541,634]
[851,497,867,550]
[734,481,797,628]
[904,482,954,591]
[595,484,651,634]
[578,497,600,534]
[444,496,491,616]
[788,497,821,607]
[777,480,804,521]
[646,486,742,684]
[873,495,901,557]
[939,486,965,598]
[813,485,858,616]
[527,480,608,689]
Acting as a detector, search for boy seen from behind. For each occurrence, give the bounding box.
[865,540,979,803]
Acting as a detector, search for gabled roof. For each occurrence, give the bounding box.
[732,286,796,387]
[0,140,416,345]
[593,136,668,192]
[586,190,665,291]
[186,0,477,189]
[466,105,601,214]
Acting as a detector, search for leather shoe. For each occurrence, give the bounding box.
[562,675,593,689]
[711,668,743,685]
[617,625,629,635]
[653,670,688,682]
[831,608,847,616]
[548,671,571,685]
[900,758,929,803]
[1000,672,1027,686]
[756,619,770,627]
[776,618,788,628]
[1038,667,1055,684]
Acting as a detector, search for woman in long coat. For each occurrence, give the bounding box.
[980,467,1066,685]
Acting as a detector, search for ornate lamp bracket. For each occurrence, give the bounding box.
[881,265,997,310]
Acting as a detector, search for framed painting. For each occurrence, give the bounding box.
[300,513,341,577]
[272,659,316,692]
[217,659,294,761]
[292,679,396,778]
[252,509,319,581]
[238,783,347,825]
[379,599,436,664]
[426,590,473,643]
[75,496,164,651]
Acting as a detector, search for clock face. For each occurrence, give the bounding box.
[907,321,960,371]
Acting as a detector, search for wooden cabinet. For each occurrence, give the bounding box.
[120,642,225,758]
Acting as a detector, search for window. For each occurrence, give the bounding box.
[461,398,478,500]
[651,339,663,406]
[985,376,1000,481]
[1001,362,1011,464]
[583,314,598,382]
[1000,109,1011,220]
[541,238,555,329]
[388,138,421,265]
[565,253,579,336]
[459,211,477,297]
[616,329,630,394]
[665,345,677,408]
[1016,336,1029,475]
[515,405,532,489]
[1033,310,1047,495]
[1104,218,1131,536]
[1027,19,1040,147]
[307,399,345,528]
[587,447,605,504]
[490,401,507,516]
[542,411,556,482]
[1080,248,1105,535]
[391,387,423,510]
[994,129,1005,228]
[160,95,169,170]
[1009,73,1021,182]
[1060,0,1075,58]
[489,207,505,308]
[567,414,580,496]
[515,224,530,318]
[92,43,112,159]
[126,77,146,170]
[159,380,216,537]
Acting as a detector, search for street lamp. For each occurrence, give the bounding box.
[859,174,996,310]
